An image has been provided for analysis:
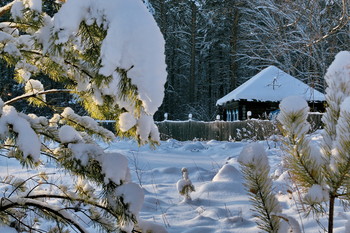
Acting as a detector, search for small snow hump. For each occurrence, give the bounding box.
[212,164,241,182]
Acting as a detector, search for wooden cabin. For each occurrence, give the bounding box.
[216,66,325,121]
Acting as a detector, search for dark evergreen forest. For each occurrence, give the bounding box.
[148,0,349,121]
[1,0,349,121]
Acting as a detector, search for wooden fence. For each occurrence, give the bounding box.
[156,120,277,141]
[98,113,323,141]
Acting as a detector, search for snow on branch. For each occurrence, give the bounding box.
[4,89,72,105]
[0,105,41,162]
[0,197,88,233]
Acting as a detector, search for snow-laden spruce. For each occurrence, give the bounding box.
[241,51,350,233]
[0,0,167,232]
[6,0,167,145]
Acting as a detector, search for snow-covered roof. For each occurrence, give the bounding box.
[216,66,325,106]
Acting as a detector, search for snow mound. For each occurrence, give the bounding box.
[205,140,221,146]
[142,196,167,212]
[182,142,206,151]
[196,164,245,196]
[184,214,217,226]
[138,219,167,233]
[212,164,241,182]
[182,226,215,233]
[0,226,17,233]
[165,139,183,148]
[157,167,179,174]
[223,142,245,150]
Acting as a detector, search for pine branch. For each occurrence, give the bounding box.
[7,172,56,198]
[0,1,15,18]
[5,89,73,105]
[0,197,88,233]
[27,194,113,216]
[278,99,322,188]
[4,210,45,233]
[251,172,279,233]
[19,49,96,81]
[81,22,100,57]
[283,138,321,187]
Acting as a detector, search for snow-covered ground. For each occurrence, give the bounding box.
[1,131,349,232]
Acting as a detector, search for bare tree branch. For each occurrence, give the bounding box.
[307,0,349,46]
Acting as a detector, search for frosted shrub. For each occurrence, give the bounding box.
[0,0,167,232]
[177,167,195,202]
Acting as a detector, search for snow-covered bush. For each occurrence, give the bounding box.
[176,167,195,202]
[239,51,350,233]
[0,0,166,232]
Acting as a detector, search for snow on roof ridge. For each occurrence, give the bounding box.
[216,66,325,106]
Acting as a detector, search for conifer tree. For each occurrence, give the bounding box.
[240,51,350,233]
[238,142,302,233]
[0,0,167,232]
[278,51,350,233]
[238,143,282,233]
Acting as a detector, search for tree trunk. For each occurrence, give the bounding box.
[189,0,196,103]
[230,8,240,90]
[328,195,335,233]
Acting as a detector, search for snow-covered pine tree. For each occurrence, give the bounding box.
[278,51,350,233]
[240,51,350,233]
[0,0,167,232]
[238,142,302,233]
[238,143,282,233]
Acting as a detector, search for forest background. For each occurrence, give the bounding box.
[1,0,349,121]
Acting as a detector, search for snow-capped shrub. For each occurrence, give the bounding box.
[177,167,195,202]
